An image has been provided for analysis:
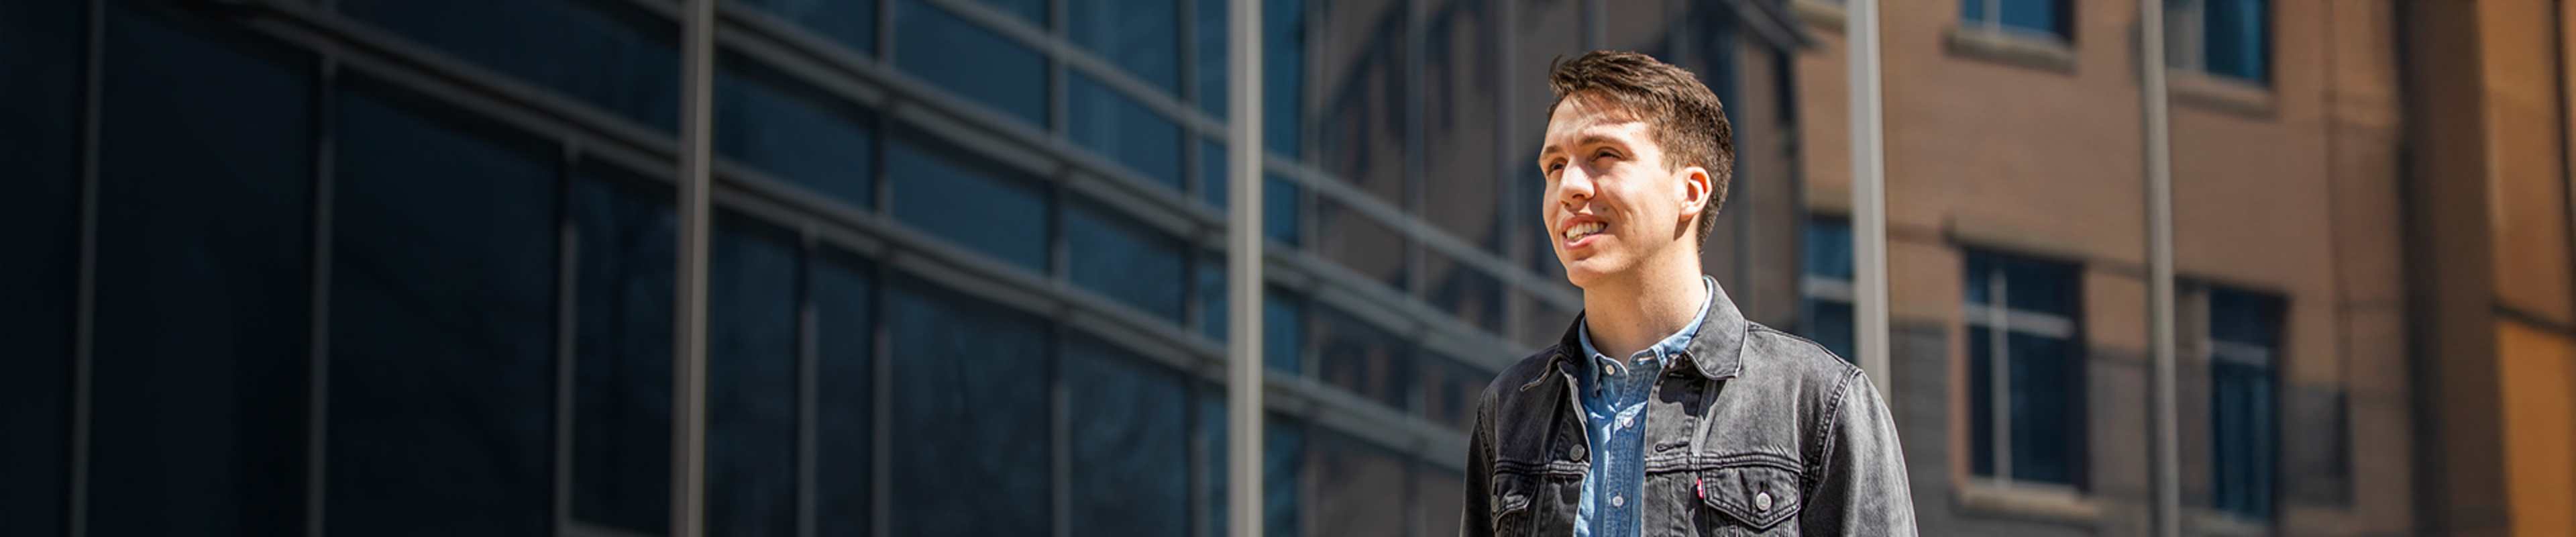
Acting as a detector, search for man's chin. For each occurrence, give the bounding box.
[1560,260,1621,289]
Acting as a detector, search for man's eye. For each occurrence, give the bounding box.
[1546,162,1564,174]
[1595,150,1619,161]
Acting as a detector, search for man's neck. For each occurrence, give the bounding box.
[1580,254,1707,360]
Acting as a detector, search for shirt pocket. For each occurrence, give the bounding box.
[1696,465,1803,535]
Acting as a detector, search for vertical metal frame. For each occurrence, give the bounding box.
[1847,0,1894,399]
[673,0,717,535]
[307,50,343,537]
[1224,0,1267,536]
[794,229,822,537]
[549,144,582,537]
[67,0,106,535]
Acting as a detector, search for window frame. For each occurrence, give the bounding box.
[1962,250,2087,495]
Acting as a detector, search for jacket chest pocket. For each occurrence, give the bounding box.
[1695,465,1803,536]
[1490,473,1534,536]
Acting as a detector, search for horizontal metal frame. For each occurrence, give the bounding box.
[223,0,1470,473]
[1801,275,1854,303]
[2208,340,2273,369]
[700,0,1585,317]
[1962,303,2078,340]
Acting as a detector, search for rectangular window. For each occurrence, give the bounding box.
[1419,353,1488,432]
[896,0,1046,126]
[1068,201,1189,322]
[1960,0,2072,41]
[889,277,1053,536]
[1313,305,1415,409]
[2206,286,2282,521]
[89,7,314,534]
[342,0,680,132]
[1316,199,1409,292]
[1,1,85,532]
[708,217,802,537]
[716,59,879,211]
[1069,73,1186,189]
[734,0,875,56]
[1205,405,1305,537]
[1308,430,1408,537]
[811,250,877,537]
[1195,0,1228,119]
[888,126,1051,271]
[329,80,557,535]
[570,168,676,535]
[1801,219,1857,361]
[1067,337,1191,537]
[1264,0,1306,158]
[2165,0,2270,84]
[1069,0,1181,93]
[1964,250,2086,489]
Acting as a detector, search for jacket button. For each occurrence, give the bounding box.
[1754,492,1772,511]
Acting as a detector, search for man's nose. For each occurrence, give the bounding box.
[1555,166,1595,208]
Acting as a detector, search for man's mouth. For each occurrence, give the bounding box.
[1562,221,1605,241]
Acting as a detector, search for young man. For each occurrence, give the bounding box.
[1462,51,1916,536]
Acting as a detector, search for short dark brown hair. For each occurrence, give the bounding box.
[1546,50,1734,250]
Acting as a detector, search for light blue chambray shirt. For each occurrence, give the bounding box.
[1571,275,1715,537]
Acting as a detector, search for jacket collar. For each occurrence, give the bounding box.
[1526,277,1749,391]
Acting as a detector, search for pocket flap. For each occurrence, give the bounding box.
[1697,465,1801,530]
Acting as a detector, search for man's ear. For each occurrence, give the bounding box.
[1676,165,1713,222]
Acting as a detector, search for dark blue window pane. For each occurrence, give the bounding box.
[1993,0,2069,38]
[1315,306,1414,409]
[2006,332,2079,486]
[710,217,801,537]
[1069,75,1185,189]
[1267,174,1302,246]
[1263,0,1305,157]
[1804,219,1854,280]
[1967,327,1995,477]
[1423,0,1499,256]
[343,0,679,132]
[91,7,313,534]
[718,60,878,210]
[1071,0,1179,92]
[2210,287,2283,347]
[814,252,875,537]
[1266,289,1305,373]
[1069,201,1189,321]
[890,278,1052,536]
[571,172,676,534]
[736,0,875,55]
[896,0,1046,126]
[2211,361,2275,520]
[1969,250,2078,315]
[1210,409,1305,537]
[888,128,1050,271]
[1201,140,1229,208]
[1067,338,1190,537]
[1310,431,1407,537]
[1316,7,1408,208]
[1960,0,1984,21]
[0,0,83,532]
[1803,299,1856,362]
[1196,0,1227,118]
[1199,254,1228,342]
[330,81,555,536]
[2204,0,2267,83]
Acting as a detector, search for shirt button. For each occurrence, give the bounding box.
[1611,495,1625,507]
[1755,492,1773,511]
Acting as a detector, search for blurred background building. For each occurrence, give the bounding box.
[3,0,2575,536]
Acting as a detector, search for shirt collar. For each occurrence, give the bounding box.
[1576,275,1717,382]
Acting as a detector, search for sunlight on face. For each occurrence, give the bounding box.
[1536,97,1699,289]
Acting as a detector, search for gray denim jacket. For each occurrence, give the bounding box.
[1462,284,1917,536]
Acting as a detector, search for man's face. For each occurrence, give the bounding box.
[1536,97,1710,289]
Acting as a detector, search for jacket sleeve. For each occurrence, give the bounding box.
[1801,370,1919,536]
[1460,385,1497,537]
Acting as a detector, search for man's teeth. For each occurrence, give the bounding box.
[1563,222,1605,240]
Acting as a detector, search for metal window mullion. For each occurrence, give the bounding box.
[1051,325,1073,537]
[550,144,581,537]
[868,261,892,537]
[794,230,820,537]
[305,50,344,537]
[67,0,105,534]
[1224,0,1265,534]
[1987,268,2012,483]
[672,0,716,535]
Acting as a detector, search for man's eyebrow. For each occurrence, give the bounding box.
[1536,134,1626,165]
